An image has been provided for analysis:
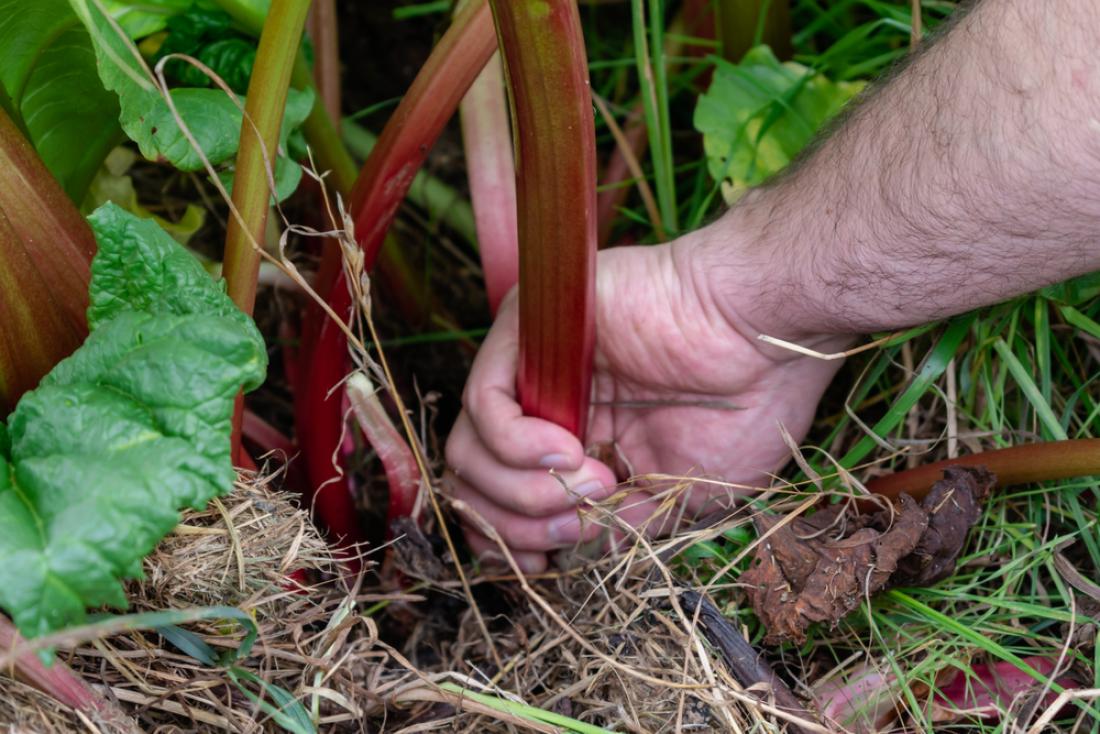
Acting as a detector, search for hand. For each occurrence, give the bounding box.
[445,221,849,572]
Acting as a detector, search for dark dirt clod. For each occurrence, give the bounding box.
[742,466,996,644]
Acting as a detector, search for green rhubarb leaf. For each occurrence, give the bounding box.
[694,46,862,204]
[0,0,122,200]
[69,0,310,198]
[69,0,250,170]
[156,6,256,93]
[101,0,192,39]
[0,202,266,639]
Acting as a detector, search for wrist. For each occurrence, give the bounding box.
[679,197,858,361]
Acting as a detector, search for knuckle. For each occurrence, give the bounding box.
[461,381,489,417]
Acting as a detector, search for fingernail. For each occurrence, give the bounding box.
[573,480,605,498]
[548,515,584,544]
[539,453,573,470]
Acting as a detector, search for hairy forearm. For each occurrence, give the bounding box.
[704,0,1100,340]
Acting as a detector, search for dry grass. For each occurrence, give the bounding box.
[0,465,819,733]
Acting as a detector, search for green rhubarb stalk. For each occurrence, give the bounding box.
[0,107,96,413]
[223,0,311,314]
[490,0,598,437]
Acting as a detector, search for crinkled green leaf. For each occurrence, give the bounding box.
[157,6,256,93]
[0,202,266,639]
[86,203,264,387]
[694,46,862,204]
[68,0,310,199]
[101,0,191,39]
[0,0,122,200]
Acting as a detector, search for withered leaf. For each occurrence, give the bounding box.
[742,466,995,644]
[893,466,994,585]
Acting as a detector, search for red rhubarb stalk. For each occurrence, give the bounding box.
[459,49,518,315]
[346,373,422,521]
[344,0,495,268]
[0,615,133,728]
[0,108,95,413]
[867,438,1100,502]
[306,0,341,122]
[490,0,598,437]
[296,0,495,531]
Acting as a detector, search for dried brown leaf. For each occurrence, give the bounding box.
[743,466,995,644]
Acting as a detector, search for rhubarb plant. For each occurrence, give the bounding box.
[0,202,266,639]
[66,0,311,201]
[491,0,598,437]
[0,0,122,200]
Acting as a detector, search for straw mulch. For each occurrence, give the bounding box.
[1,470,809,733]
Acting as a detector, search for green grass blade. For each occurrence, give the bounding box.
[840,314,974,470]
[439,682,619,734]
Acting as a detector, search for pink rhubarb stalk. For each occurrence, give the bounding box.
[490,0,598,437]
[0,108,96,413]
[306,0,341,122]
[0,615,132,728]
[346,373,422,521]
[296,0,494,532]
[459,50,518,315]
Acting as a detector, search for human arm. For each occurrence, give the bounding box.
[446,0,1100,572]
[702,0,1100,344]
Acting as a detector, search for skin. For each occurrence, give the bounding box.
[446,0,1100,572]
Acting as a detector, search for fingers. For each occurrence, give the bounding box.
[446,412,617,517]
[460,303,586,471]
[450,476,605,551]
[464,529,548,575]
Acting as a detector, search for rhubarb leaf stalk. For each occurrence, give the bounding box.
[223,0,311,315]
[295,0,495,531]
[459,50,518,314]
[490,0,598,437]
[0,108,96,413]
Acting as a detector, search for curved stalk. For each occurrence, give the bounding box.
[344,0,495,267]
[0,108,95,413]
[223,0,310,314]
[867,438,1100,501]
[296,0,495,532]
